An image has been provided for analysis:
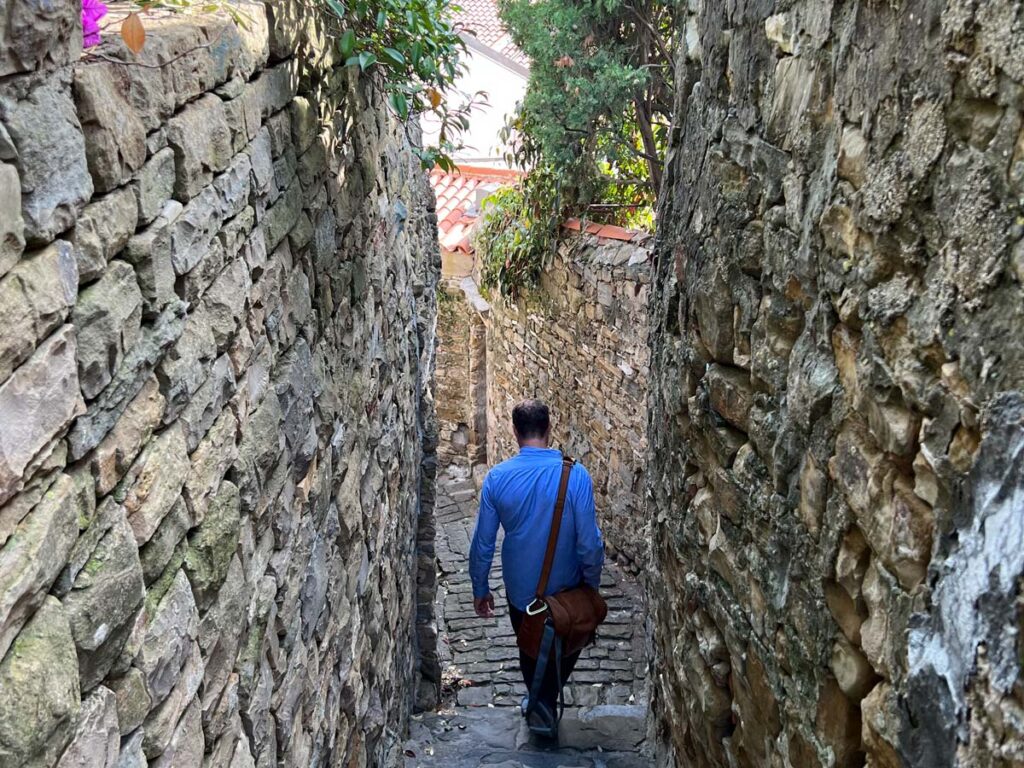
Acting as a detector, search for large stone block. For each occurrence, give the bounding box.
[0,325,84,505]
[202,258,252,351]
[223,85,263,153]
[139,498,191,586]
[54,686,120,768]
[135,569,199,705]
[150,699,203,768]
[67,301,186,461]
[830,423,933,590]
[0,597,80,766]
[125,201,182,318]
[705,364,754,432]
[157,309,218,421]
[0,0,80,77]
[52,495,118,600]
[263,181,302,252]
[0,163,24,278]
[71,188,139,283]
[256,63,298,119]
[179,239,226,306]
[167,94,232,202]
[0,240,78,385]
[183,407,239,522]
[91,376,165,497]
[74,64,148,195]
[142,641,203,759]
[62,509,146,691]
[233,392,284,516]
[111,668,150,736]
[72,261,144,400]
[0,78,93,244]
[247,127,276,200]
[120,422,190,547]
[183,480,240,608]
[0,472,81,661]
[178,354,235,452]
[170,185,224,276]
[115,730,146,768]
[132,147,176,226]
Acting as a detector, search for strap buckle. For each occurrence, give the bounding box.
[525,598,548,616]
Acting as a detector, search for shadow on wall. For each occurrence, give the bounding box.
[0,2,441,766]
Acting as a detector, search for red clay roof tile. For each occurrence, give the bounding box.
[453,0,528,66]
[430,175,646,255]
[430,165,521,254]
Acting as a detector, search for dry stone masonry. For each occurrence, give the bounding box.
[0,3,439,766]
[434,285,488,469]
[478,232,652,568]
[649,1,1024,766]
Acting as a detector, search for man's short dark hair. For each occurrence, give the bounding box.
[512,399,550,439]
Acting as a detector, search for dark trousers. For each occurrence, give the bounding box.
[509,606,582,712]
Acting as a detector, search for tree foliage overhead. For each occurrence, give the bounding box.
[312,0,485,169]
[498,0,676,214]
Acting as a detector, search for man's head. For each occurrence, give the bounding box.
[512,399,551,447]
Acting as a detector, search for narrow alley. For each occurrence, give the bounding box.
[403,466,653,767]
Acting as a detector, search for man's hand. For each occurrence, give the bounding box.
[473,593,495,618]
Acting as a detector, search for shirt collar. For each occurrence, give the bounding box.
[518,446,560,455]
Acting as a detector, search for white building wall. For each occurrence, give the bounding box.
[421,37,528,169]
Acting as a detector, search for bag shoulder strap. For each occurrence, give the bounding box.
[534,455,574,600]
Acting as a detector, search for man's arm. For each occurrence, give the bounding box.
[469,476,500,617]
[572,466,604,588]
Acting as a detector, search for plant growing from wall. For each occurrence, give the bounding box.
[312,0,485,170]
[474,169,560,298]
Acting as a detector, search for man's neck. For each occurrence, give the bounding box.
[518,439,549,450]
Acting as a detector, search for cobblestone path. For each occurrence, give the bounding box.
[404,466,653,767]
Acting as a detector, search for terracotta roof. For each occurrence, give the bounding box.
[431,169,648,254]
[454,0,528,67]
[431,166,521,253]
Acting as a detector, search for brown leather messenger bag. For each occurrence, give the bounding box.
[515,455,608,659]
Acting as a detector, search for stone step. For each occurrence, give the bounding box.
[404,706,653,768]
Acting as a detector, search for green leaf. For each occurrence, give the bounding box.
[339,28,356,57]
[326,0,346,17]
[389,91,409,119]
[381,47,406,66]
[358,51,377,70]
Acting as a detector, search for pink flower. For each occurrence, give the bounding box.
[82,0,108,48]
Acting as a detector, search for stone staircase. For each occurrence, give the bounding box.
[404,704,652,767]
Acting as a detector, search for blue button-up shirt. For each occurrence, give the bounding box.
[469,447,604,611]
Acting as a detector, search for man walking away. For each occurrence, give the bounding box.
[469,399,605,735]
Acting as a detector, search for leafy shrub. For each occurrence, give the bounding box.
[475,169,560,298]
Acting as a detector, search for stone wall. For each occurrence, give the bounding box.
[483,231,651,567]
[0,4,439,767]
[648,1,1024,766]
[435,284,487,468]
